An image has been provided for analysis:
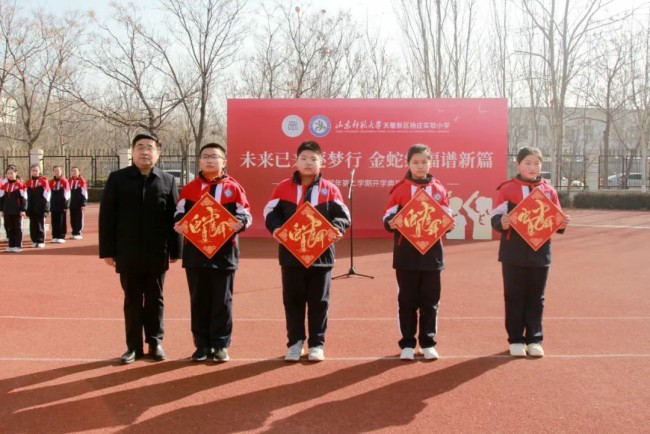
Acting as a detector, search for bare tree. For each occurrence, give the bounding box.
[395,0,479,98]
[518,0,615,185]
[357,19,405,98]
[70,2,184,142]
[238,1,365,99]
[143,0,247,160]
[1,9,86,150]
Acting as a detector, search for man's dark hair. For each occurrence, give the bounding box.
[131,131,161,148]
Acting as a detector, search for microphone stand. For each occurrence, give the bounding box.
[333,168,374,280]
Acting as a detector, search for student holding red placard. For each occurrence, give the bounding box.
[174,143,252,363]
[490,146,570,358]
[383,143,455,361]
[263,141,350,362]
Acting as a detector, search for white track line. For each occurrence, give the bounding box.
[570,223,650,230]
[1,315,649,321]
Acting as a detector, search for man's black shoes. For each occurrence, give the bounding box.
[120,349,144,364]
[149,344,167,361]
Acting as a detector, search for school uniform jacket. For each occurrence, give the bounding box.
[383,173,451,271]
[49,176,71,212]
[263,171,351,268]
[0,179,28,215]
[490,176,564,267]
[25,176,50,216]
[174,172,252,270]
[69,176,88,209]
[99,165,182,274]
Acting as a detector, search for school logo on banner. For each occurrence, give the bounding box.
[282,115,304,138]
[309,115,331,137]
[392,188,454,254]
[274,201,338,267]
[508,187,565,251]
[176,193,237,258]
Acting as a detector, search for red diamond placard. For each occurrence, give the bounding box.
[275,201,339,268]
[508,187,565,251]
[176,192,238,258]
[392,188,454,254]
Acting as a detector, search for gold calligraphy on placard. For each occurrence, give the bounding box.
[187,206,234,242]
[402,200,446,239]
[287,211,329,252]
[177,193,237,258]
[513,199,557,236]
[509,187,565,251]
[393,188,453,255]
[275,201,339,267]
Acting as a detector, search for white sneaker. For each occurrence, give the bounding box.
[32,243,38,248]
[285,340,305,362]
[71,235,83,240]
[509,343,527,357]
[526,343,544,357]
[58,239,66,243]
[422,346,439,360]
[51,238,59,243]
[400,347,415,360]
[36,243,45,248]
[4,247,15,252]
[308,346,325,362]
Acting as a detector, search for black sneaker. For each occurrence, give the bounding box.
[191,347,210,362]
[213,348,230,362]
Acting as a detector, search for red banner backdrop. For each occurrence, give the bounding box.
[227,99,507,238]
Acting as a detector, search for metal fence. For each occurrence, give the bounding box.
[2,152,119,187]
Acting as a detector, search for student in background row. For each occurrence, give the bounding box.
[68,166,87,240]
[49,165,70,243]
[0,165,27,253]
[25,164,50,248]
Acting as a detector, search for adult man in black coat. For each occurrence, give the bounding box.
[99,131,182,364]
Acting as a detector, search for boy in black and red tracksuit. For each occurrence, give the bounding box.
[49,165,70,243]
[174,143,252,363]
[68,166,88,239]
[264,141,350,362]
[0,165,27,252]
[383,143,455,361]
[25,164,50,248]
[490,146,570,358]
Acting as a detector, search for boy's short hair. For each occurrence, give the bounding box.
[29,163,40,170]
[199,142,227,157]
[53,165,62,170]
[516,146,543,163]
[71,165,79,170]
[5,164,17,174]
[297,140,322,156]
[407,143,431,163]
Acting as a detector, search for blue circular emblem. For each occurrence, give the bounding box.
[309,115,331,138]
[320,188,329,196]
[434,193,442,201]
[224,189,233,198]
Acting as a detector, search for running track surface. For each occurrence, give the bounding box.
[1,206,649,433]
